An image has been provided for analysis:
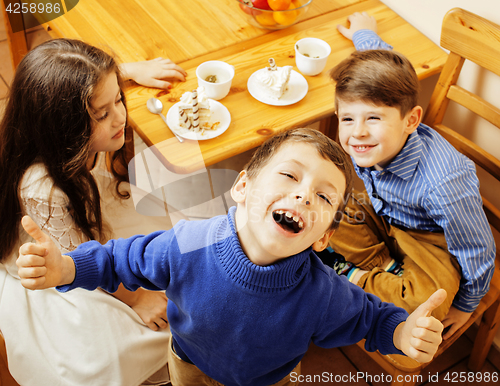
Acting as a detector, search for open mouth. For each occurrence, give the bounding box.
[272,210,304,234]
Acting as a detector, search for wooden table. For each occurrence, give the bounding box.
[43,0,448,174]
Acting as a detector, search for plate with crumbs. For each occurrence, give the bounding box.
[247,69,308,106]
[166,100,231,141]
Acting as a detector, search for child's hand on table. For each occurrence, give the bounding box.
[337,11,378,41]
[120,57,188,89]
[394,289,447,363]
[17,216,75,290]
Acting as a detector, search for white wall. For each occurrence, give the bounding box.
[380,0,500,351]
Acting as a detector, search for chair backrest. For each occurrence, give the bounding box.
[423,7,500,238]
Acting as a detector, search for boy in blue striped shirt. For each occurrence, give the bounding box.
[323,12,496,340]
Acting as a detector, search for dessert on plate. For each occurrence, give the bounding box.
[254,58,292,99]
[178,86,219,132]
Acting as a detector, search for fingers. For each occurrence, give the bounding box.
[406,345,435,364]
[154,58,188,76]
[17,248,48,289]
[19,242,46,257]
[161,69,187,82]
[146,317,168,331]
[443,323,459,340]
[124,58,187,89]
[415,318,444,340]
[337,24,351,39]
[416,315,444,333]
[407,316,443,363]
[140,62,187,89]
[400,291,447,362]
[441,316,454,340]
[18,265,47,280]
[441,315,452,327]
[409,336,439,357]
[419,289,447,317]
[156,317,169,330]
[21,215,50,244]
[407,333,441,363]
[17,245,46,271]
[152,57,187,79]
[346,12,360,23]
[147,322,159,331]
[348,12,373,22]
[20,276,46,291]
[146,79,172,90]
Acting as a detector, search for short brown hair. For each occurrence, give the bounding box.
[330,50,419,118]
[245,128,354,230]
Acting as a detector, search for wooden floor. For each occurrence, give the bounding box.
[2,10,500,386]
[301,323,500,385]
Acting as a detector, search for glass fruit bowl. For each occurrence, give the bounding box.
[236,0,312,30]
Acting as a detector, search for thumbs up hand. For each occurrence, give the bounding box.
[17,216,75,290]
[394,289,447,363]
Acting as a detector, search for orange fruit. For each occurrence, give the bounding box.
[255,12,276,26]
[268,0,292,11]
[291,0,305,16]
[273,4,297,25]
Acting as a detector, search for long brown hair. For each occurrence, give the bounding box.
[0,38,129,262]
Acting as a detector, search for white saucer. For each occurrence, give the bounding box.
[166,100,231,141]
[247,69,308,106]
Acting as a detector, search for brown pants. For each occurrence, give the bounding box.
[330,191,461,320]
[167,340,301,386]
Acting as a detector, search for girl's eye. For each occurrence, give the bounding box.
[281,172,296,180]
[317,193,332,205]
[97,112,108,121]
[341,117,353,122]
[368,116,380,120]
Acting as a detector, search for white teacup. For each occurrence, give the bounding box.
[294,38,331,76]
[196,61,235,100]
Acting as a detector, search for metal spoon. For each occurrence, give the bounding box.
[146,97,184,143]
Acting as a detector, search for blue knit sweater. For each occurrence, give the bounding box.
[60,207,408,386]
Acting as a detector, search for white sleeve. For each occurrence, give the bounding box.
[20,165,88,254]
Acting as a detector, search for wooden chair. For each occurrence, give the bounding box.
[0,333,20,386]
[1,0,29,69]
[355,8,500,385]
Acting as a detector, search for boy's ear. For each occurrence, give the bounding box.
[312,229,336,252]
[230,170,248,204]
[404,105,423,135]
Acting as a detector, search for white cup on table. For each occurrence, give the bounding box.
[196,61,235,100]
[294,38,331,76]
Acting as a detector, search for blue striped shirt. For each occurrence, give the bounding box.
[354,125,495,312]
[349,30,495,312]
[352,29,393,51]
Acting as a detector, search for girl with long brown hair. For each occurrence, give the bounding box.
[0,38,186,385]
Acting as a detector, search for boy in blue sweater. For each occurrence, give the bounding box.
[322,12,495,341]
[18,128,446,386]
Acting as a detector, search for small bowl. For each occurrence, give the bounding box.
[236,0,312,30]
